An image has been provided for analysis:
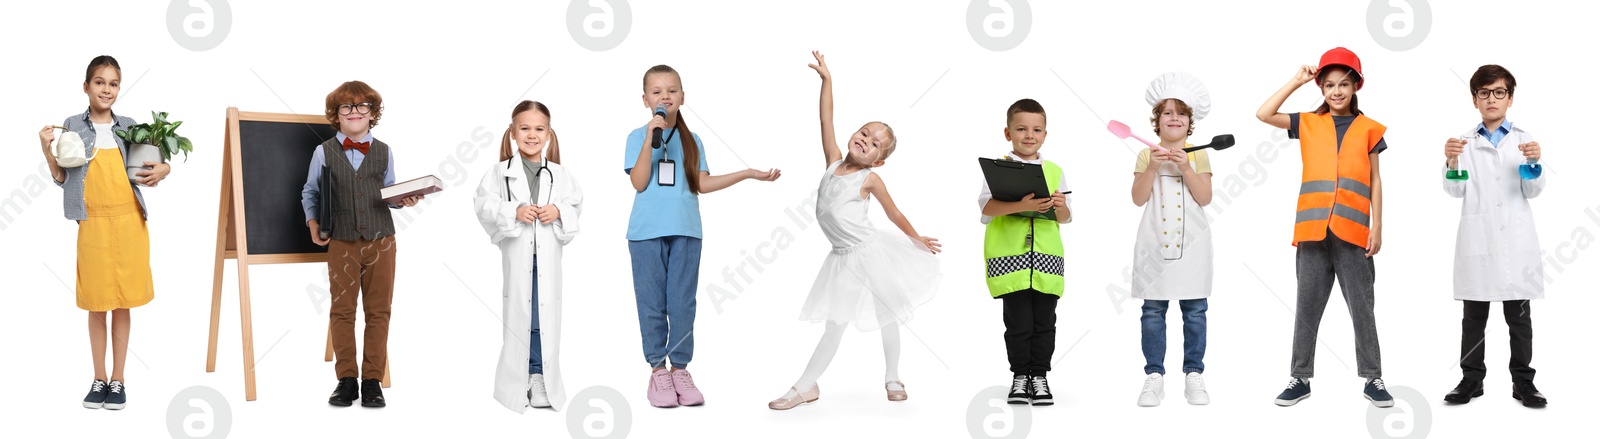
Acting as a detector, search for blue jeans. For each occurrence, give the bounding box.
[529,256,542,374]
[628,236,702,369]
[1140,299,1207,375]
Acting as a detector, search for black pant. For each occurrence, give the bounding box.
[1002,289,1058,376]
[1459,300,1535,383]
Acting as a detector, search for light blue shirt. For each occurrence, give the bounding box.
[1477,120,1512,148]
[300,132,397,222]
[622,125,709,241]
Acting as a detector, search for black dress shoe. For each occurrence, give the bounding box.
[328,377,359,407]
[361,379,386,408]
[1443,379,1483,404]
[1512,382,1547,408]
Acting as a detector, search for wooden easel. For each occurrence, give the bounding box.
[206,108,390,401]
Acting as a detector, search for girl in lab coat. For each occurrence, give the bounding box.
[474,100,583,412]
[1440,64,1547,408]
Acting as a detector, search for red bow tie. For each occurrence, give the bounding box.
[342,137,371,155]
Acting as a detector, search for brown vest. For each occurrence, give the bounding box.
[321,138,396,241]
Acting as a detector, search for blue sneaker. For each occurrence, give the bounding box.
[1274,378,1311,406]
[1364,378,1394,408]
[103,380,127,410]
[82,379,109,409]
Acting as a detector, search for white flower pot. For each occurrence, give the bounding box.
[125,143,165,186]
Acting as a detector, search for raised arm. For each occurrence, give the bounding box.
[810,51,842,167]
[865,173,941,253]
[1257,65,1317,129]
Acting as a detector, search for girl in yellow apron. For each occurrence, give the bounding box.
[36,56,171,411]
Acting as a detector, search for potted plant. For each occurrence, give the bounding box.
[114,111,193,185]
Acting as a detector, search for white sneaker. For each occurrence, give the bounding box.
[528,374,551,408]
[1137,373,1164,407]
[1184,372,1210,405]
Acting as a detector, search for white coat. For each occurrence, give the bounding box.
[1131,149,1213,300]
[1444,123,1545,301]
[474,155,583,412]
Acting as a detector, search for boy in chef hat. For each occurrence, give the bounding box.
[1440,64,1547,408]
[1129,72,1216,407]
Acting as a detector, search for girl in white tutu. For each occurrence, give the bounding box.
[769,51,943,410]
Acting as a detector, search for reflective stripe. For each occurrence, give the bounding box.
[1337,178,1372,199]
[986,252,1065,278]
[1299,180,1336,195]
[1333,204,1370,226]
[1295,208,1330,223]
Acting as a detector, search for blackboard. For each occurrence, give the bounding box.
[237,119,337,255]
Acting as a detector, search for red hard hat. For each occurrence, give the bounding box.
[1317,47,1364,89]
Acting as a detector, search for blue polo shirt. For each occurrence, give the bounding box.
[623,125,710,241]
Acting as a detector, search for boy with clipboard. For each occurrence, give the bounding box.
[977,99,1072,406]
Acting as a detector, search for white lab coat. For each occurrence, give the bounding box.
[1131,149,1213,300]
[1443,123,1545,301]
[475,156,583,412]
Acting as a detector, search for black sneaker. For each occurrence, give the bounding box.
[103,380,127,410]
[328,377,359,407]
[1029,375,1054,406]
[1274,378,1311,406]
[82,379,109,409]
[1364,378,1395,408]
[1443,379,1483,404]
[1512,381,1547,408]
[361,379,386,408]
[1006,375,1031,405]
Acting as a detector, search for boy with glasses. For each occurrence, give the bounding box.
[1439,65,1548,408]
[301,81,425,408]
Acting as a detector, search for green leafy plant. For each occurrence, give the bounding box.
[114,111,194,162]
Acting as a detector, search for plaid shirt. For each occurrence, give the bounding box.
[54,108,148,221]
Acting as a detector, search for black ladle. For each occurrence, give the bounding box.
[1183,134,1235,153]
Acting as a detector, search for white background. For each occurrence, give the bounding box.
[0,1,1590,438]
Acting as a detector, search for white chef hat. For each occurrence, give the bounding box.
[1144,72,1211,122]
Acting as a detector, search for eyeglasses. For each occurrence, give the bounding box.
[1474,88,1510,100]
[337,103,374,115]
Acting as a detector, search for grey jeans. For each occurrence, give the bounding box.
[1290,237,1382,379]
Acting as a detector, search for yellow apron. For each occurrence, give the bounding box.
[75,147,153,311]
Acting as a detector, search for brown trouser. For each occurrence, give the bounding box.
[328,235,396,380]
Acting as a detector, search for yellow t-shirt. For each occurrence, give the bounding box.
[1134,147,1211,174]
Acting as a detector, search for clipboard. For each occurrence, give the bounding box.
[979,157,1057,221]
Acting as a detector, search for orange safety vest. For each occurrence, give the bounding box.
[1293,113,1385,246]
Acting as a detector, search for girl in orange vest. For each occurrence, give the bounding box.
[1254,47,1395,409]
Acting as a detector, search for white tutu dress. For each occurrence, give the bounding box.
[798,160,942,331]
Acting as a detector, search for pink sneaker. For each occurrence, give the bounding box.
[672,369,705,406]
[647,369,679,408]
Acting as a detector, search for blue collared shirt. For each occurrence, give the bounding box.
[300,132,397,222]
[1477,120,1512,148]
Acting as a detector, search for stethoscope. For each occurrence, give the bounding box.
[504,154,554,207]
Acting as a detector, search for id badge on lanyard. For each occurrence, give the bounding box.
[657,159,676,186]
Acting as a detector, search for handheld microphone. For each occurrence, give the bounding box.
[652,103,669,149]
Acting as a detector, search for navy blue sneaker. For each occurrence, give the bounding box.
[1364,378,1394,408]
[82,379,109,409]
[103,380,127,410]
[1274,378,1311,406]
